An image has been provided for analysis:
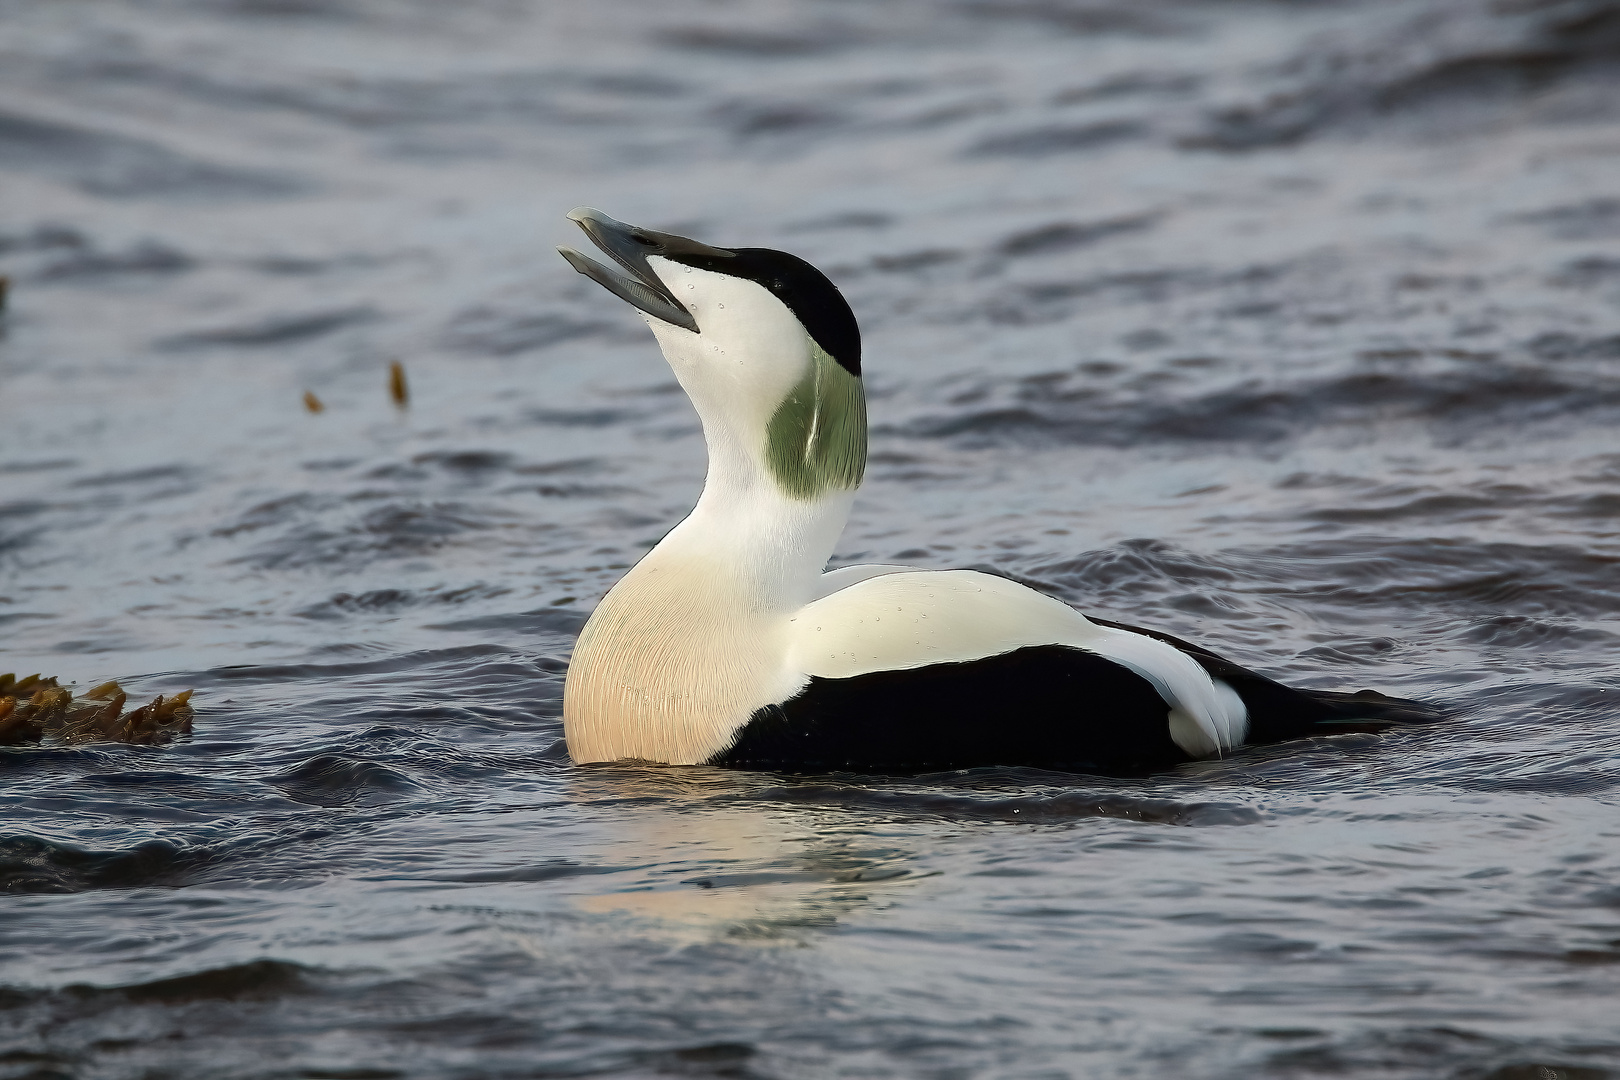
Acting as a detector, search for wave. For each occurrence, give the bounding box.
[0,109,300,199]
[751,780,1261,826]
[1024,536,1620,622]
[1184,0,1620,150]
[890,364,1620,447]
[0,835,212,894]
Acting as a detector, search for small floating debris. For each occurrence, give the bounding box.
[388,360,408,409]
[0,674,194,746]
[0,273,9,313]
[303,389,325,413]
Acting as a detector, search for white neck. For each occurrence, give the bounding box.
[665,416,855,612]
[562,393,855,765]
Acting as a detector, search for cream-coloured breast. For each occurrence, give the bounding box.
[564,554,805,766]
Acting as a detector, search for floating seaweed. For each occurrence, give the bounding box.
[388,360,408,409]
[0,673,194,746]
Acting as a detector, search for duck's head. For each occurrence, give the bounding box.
[559,207,865,501]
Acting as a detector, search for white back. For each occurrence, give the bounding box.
[788,570,1249,757]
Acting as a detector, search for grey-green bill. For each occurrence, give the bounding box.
[558,207,734,334]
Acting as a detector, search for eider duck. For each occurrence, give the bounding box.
[557,208,1436,773]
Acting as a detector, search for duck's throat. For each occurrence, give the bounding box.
[562,473,855,765]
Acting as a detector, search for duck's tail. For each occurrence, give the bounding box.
[1083,614,1447,745]
[1302,687,1446,734]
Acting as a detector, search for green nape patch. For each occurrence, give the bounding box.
[765,340,867,500]
[0,673,194,746]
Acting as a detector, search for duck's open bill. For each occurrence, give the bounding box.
[559,206,734,333]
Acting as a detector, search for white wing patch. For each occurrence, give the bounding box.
[789,569,1248,757]
[811,563,915,600]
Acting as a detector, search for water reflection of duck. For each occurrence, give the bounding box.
[557,209,1438,774]
[564,767,911,940]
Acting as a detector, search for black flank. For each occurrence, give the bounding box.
[714,629,1443,776]
[714,644,1190,775]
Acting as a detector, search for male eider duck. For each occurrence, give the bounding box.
[557,208,1437,774]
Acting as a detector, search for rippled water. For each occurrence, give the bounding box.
[4,1,1620,1076]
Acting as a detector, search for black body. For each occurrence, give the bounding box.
[714,638,1438,775]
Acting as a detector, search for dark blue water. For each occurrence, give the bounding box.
[3,1,1619,1076]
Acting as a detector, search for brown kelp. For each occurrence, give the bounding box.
[0,674,193,746]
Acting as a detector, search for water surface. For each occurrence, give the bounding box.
[3,1,1619,1076]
